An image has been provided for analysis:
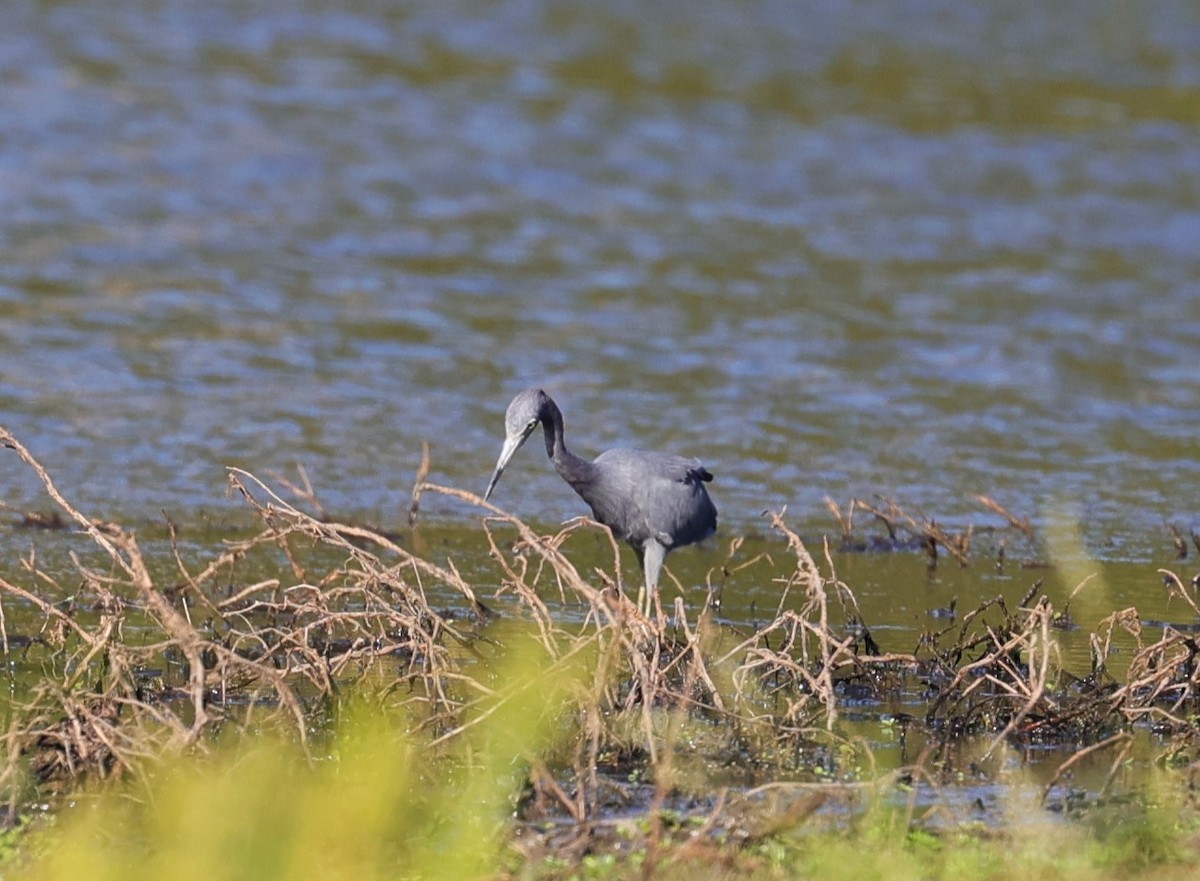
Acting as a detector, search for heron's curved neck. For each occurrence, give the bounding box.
[539,398,594,484]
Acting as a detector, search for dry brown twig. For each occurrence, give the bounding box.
[409,440,431,528]
[974,495,1035,540]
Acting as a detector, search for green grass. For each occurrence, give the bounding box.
[4,690,1198,881]
[4,630,591,881]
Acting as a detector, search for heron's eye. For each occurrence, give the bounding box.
[526,419,538,431]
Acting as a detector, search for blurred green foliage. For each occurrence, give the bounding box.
[10,628,587,881]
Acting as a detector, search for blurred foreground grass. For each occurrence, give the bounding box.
[4,687,1199,881]
[9,630,590,881]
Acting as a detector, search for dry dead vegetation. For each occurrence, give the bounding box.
[0,427,1198,846]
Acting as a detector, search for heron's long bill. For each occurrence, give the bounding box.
[484,433,525,501]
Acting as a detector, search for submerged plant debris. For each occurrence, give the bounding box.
[0,426,1198,873]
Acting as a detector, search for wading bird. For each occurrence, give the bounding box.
[484,388,717,614]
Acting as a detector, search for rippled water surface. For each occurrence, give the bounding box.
[2,0,1199,582]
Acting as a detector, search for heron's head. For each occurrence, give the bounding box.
[484,388,548,501]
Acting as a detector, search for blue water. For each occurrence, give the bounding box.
[2,0,1199,565]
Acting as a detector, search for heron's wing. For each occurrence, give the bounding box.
[593,449,717,548]
[593,449,711,487]
[616,450,711,483]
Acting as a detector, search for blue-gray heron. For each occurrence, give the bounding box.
[484,388,717,613]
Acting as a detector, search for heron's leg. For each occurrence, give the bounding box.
[642,541,666,617]
[632,545,647,612]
